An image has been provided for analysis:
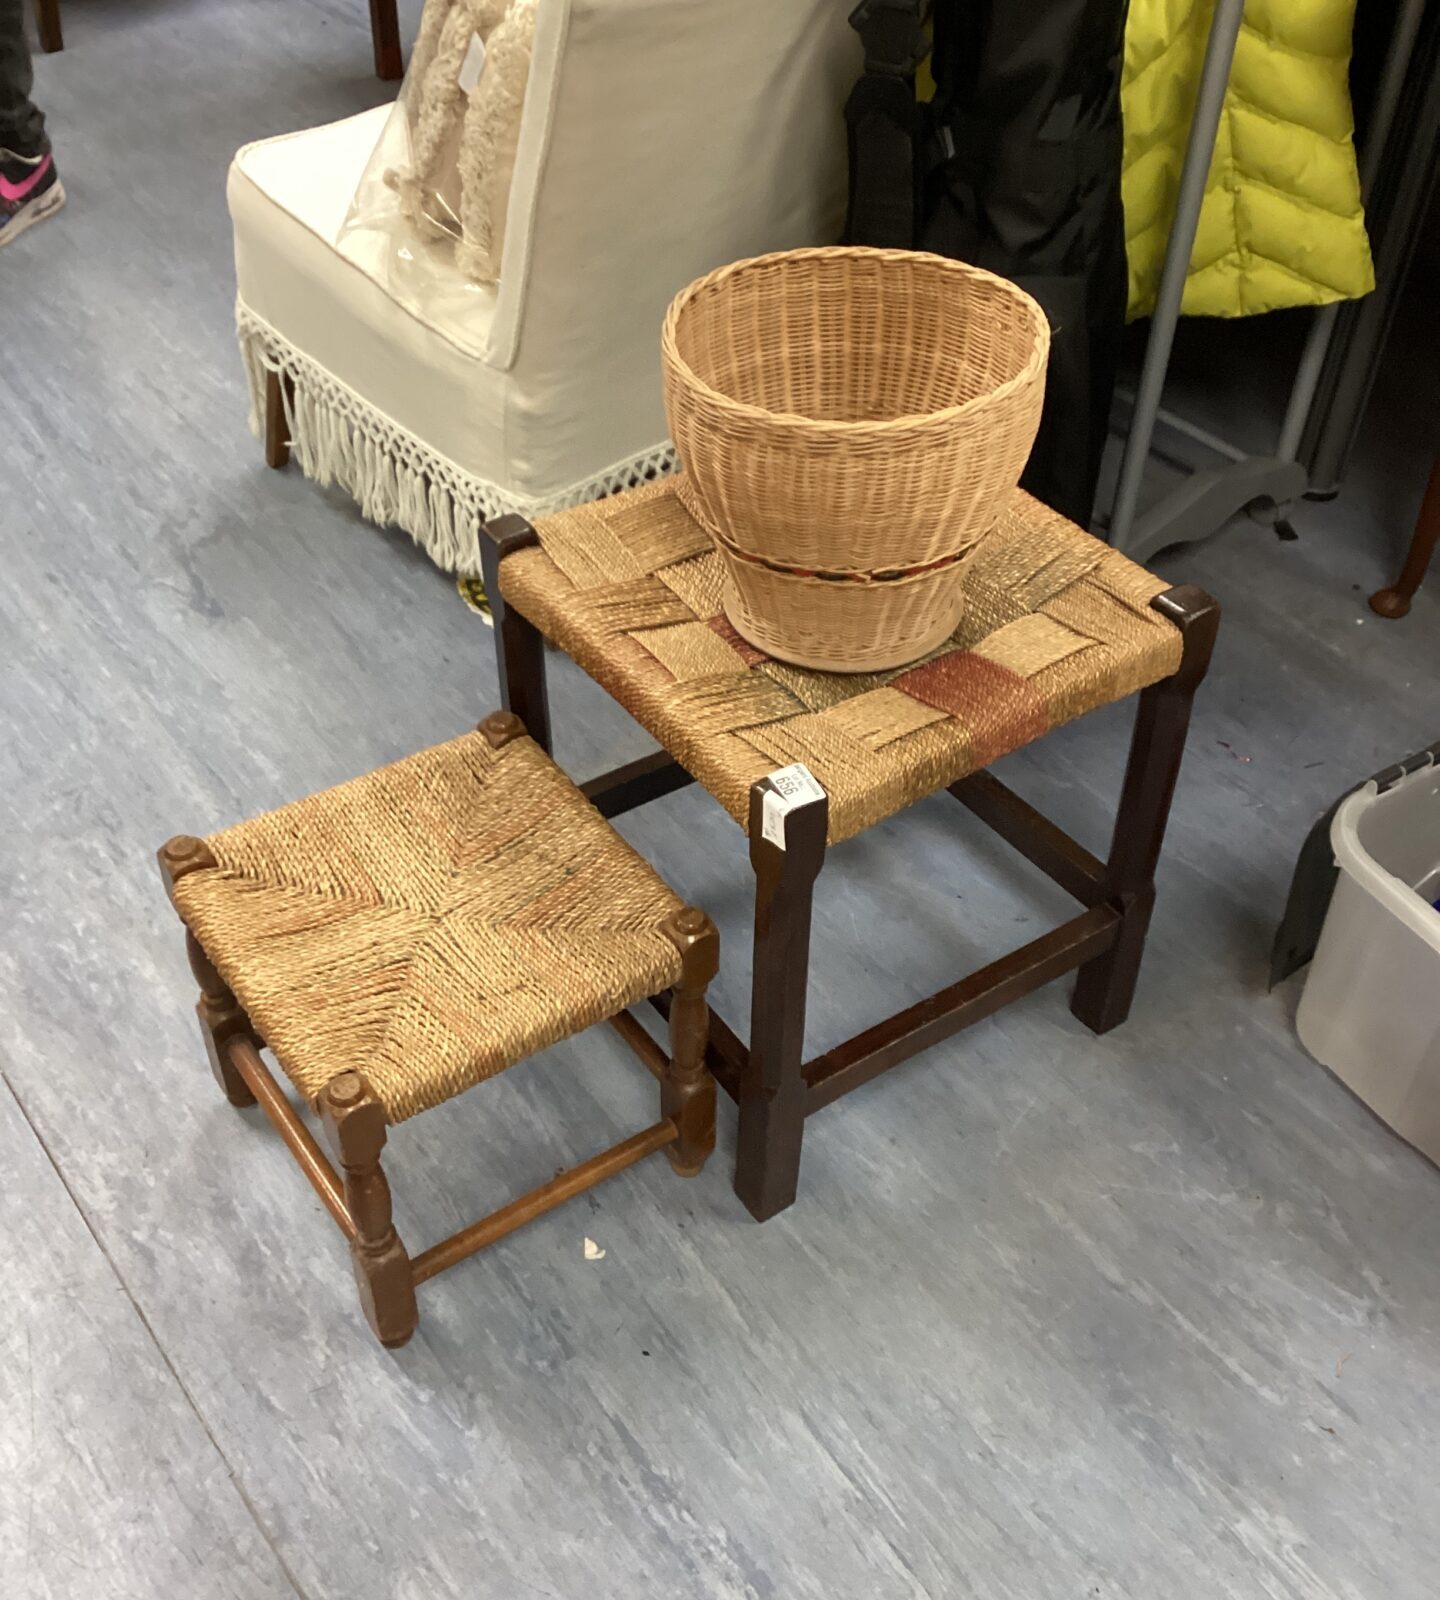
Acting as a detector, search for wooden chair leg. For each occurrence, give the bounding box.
[1371,454,1440,618]
[319,1072,418,1349]
[734,775,828,1222]
[264,370,292,470]
[659,908,720,1176]
[158,836,258,1108]
[34,0,63,53]
[1071,586,1220,1034]
[369,0,404,81]
[479,517,553,753]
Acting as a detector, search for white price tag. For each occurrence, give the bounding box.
[761,763,825,850]
[458,33,488,95]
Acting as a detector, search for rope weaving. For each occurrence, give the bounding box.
[171,730,685,1122]
[503,479,1186,844]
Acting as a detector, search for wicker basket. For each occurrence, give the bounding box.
[661,246,1050,576]
[716,532,981,673]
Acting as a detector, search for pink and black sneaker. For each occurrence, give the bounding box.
[0,147,65,247]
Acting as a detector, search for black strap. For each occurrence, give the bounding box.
[843,0,929,249]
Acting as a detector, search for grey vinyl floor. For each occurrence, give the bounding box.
[3,2,1439,1596]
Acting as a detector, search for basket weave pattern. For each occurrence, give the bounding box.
[171,730,685,1122]
[661,247,1050,670]
[662,247,1050,573]
[502,479,1183,845]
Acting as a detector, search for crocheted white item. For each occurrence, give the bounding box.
[458,0,536,281]
[237,304,678,573]
[392,0,537,284]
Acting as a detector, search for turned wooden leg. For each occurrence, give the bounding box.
[479,516,553,753]
[659,907,720,1177]
[1071,586,1220,1034]
[34,0,63,53]
[186,931,260,1108]
[734,773,828,1222]
[1371,455,1440,618]
[158,836,258,1108]
[369,0,404,80]
[319,1072,418,1349]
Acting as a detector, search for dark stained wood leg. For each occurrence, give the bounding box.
[319,1072,418,1349]
[34,0,63,53]
[1371,455,1440,618]
[479,516,553,754]
[369,0,404,80]
[734,775,828,1222]
[263,370,293,471]
[157,836,258,1108]
[1070,585,1220,1034]
[659,907,720,1177]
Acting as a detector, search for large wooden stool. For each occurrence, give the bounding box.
[481,478,1220,1221]
[158,712,718,1348]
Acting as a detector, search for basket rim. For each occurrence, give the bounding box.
[662,246,1050,437]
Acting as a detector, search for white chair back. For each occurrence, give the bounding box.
[486,0,860,481]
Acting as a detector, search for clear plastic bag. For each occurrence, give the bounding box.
[337,0,536,338]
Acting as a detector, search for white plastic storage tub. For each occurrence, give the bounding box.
[1297,759,1440,1164]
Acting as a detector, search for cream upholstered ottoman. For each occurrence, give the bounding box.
[226,0,861,574]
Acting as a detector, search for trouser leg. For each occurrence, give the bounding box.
[0,0,48,156]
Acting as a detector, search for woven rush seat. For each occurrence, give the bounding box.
[500,478,1186,842]
[170,722,686,1122]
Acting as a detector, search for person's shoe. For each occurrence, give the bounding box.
[0,148,65,248]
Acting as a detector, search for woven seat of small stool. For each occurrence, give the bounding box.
[500,479,1187,843]
[170,726,686,1122]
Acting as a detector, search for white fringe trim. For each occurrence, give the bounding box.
[236,305,678,574]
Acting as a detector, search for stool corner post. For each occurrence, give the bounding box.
[659,907,720,1178]
[478,709,528,750]
[477,518,552,756]
[1152,584,1221,690]
[158,837,259,1106]
[319,1073,418,1349]
[745,772,829,888]
[661,904,720,990]
[157,834,216,905]
[1072,587,1218,1036]
[479,513,542,563]
[735,773,829,1222]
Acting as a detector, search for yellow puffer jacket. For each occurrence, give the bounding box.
[1122,0,1375,319]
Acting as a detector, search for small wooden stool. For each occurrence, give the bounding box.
[158,712,717,1348]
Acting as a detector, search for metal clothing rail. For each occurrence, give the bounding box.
[1106,0,1428,563]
